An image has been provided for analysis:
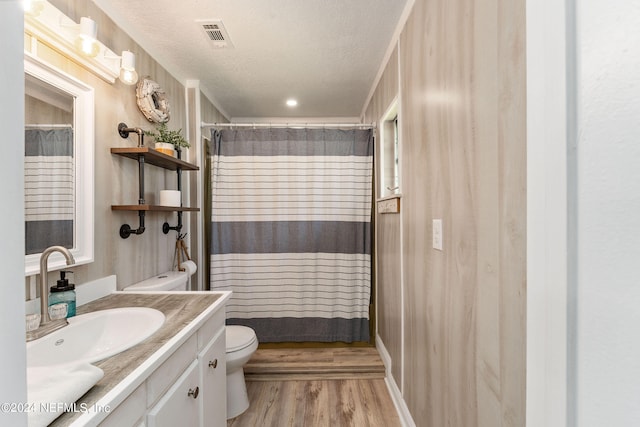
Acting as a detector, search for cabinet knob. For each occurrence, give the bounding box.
[188,386,200,399]
[209,359,218,369]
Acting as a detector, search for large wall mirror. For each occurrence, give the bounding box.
[24,53,94,276]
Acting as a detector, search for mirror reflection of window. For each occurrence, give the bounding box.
[24,74,75,255]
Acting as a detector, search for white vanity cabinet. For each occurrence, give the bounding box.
[148,360,200,427]
[145,308,227,427]
[199,329,226,426]
[68,292,231,427]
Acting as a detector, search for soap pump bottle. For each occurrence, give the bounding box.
[49,270,76,318]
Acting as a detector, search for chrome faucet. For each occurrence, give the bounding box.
[27,246,75,341]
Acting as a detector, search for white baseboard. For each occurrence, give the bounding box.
[376,334,416,427]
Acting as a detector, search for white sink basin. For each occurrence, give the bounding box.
[27,307,165,367]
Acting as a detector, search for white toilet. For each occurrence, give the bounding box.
[225,325,258,419]
[122,270,189,291]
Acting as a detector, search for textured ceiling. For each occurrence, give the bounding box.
[92,0,409,120]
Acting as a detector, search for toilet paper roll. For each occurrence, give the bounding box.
[160,190,181,207]
[181,260,197,275]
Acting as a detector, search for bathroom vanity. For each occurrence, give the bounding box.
[49,291,230,427]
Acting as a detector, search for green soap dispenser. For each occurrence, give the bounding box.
[49,270,76,318]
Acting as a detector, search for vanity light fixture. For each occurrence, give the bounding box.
[25,1,127,84]
[286,99,298,107]
[119,50,139,85]
[74,17,100,58]
[106,50,139,85]
[23,0,45,16]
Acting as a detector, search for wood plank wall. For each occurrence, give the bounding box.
[364,0,526,425]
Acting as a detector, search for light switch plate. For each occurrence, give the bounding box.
[432,219,443,250]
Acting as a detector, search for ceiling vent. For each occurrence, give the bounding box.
[198,20,234,49]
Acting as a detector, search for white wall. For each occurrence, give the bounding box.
[571,0,640,425]
[0,1,28,426]
[527,0,640,425]
[526,0,569,424]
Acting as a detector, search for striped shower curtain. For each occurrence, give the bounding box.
[24,128,74,254]
[209,127,373,343]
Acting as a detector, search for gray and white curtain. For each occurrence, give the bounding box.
[25,128,74,255]
[209,128,373,342]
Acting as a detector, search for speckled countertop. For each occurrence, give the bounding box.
[50,292,225,426]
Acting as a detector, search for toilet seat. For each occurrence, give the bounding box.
[226,325,257,353]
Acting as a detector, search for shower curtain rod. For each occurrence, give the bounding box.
[201,121,375,130]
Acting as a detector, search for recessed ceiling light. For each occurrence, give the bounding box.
[286,99,298,107]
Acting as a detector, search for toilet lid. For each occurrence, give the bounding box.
[226,325,257,352]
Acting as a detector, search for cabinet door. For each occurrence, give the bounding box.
[148,360,200,427]
[199,329,226,427]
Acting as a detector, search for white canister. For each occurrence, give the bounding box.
[160,190,181,207]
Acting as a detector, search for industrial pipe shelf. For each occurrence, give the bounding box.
[111,124,199,238]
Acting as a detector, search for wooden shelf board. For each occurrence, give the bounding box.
[111,205,199,212]
[111,147,199,171]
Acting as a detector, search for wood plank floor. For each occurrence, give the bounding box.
[228,348,401,427]
[244,347,386,380]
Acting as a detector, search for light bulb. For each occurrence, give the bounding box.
[75,36,100,57]
[119,68,139,85]
[24,0,44,16]
[119,50,139,85]
[74,17,100,58]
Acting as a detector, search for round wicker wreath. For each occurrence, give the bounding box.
[136,77,170,123]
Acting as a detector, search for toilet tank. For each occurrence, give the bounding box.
[123,271,188,291]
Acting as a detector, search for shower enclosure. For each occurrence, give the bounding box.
[207,125,374,343]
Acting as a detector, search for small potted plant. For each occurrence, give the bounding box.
[144,122,190,157]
